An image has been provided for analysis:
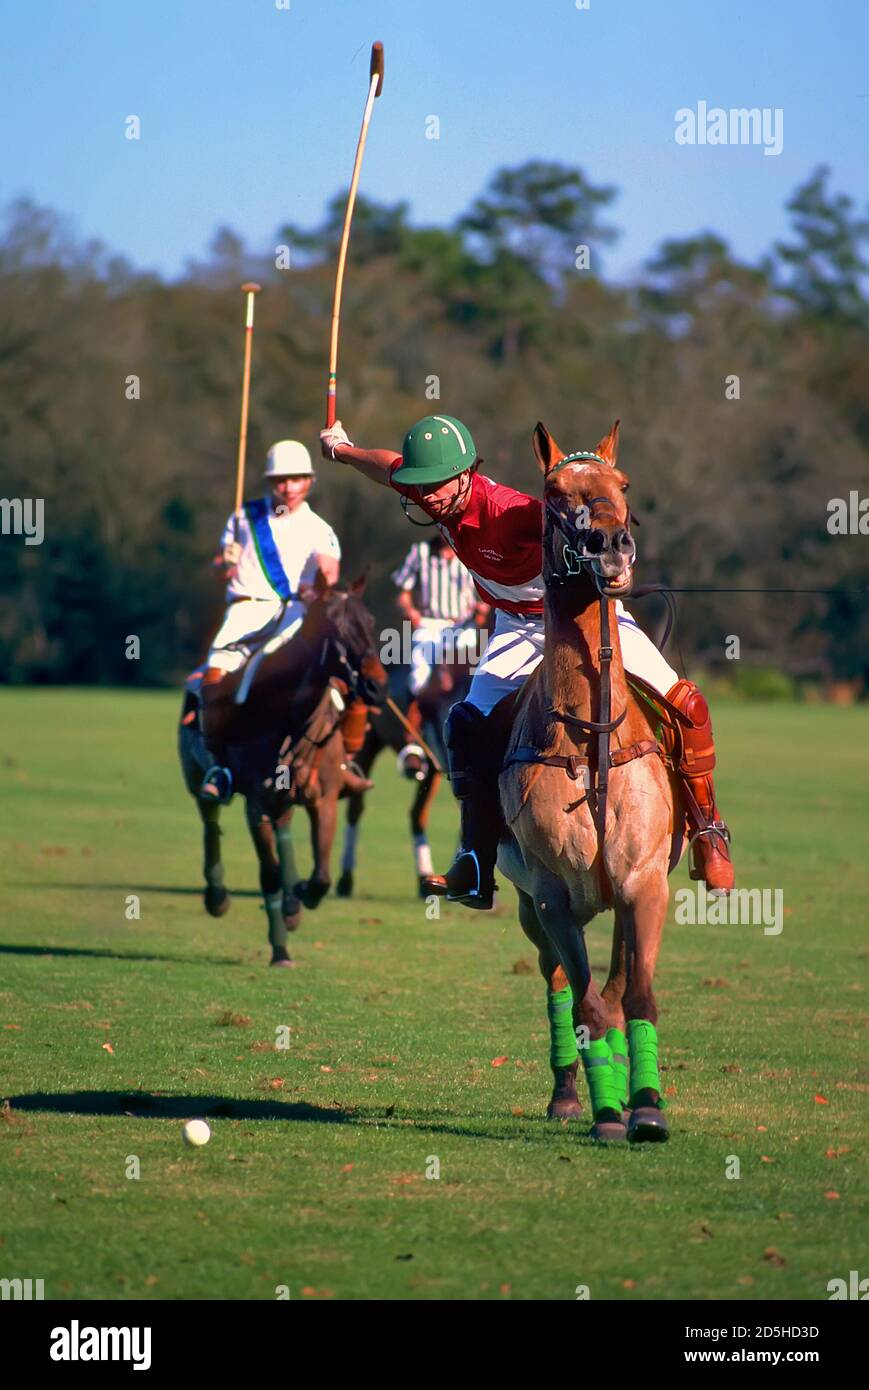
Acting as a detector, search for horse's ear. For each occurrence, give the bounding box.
[594,419,620,467]
[313,568,330,597]
[348,570,368,596]
[532,422,565,476]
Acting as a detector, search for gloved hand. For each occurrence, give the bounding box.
[320,420,354,460]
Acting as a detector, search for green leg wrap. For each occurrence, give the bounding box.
[581,1038,622,1118]
[276,825,299,897]
[265,891,288,953]
[547,986,578,1068]
[606,1027,629,1109]
[627,1019,664,1107]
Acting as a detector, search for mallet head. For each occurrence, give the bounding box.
[370,41,384,97]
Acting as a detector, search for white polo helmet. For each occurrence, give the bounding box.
[264,440,314,477]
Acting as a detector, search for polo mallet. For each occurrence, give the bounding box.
[233,281,262,538]
[385,695,443,776]
[325,41,385,428]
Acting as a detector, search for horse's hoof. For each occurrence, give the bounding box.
[627,1107,670,1143]
[590,1109,628,1143]
[547,1097,583,1120]
[294,879,329,911]
[282,893,302,930]
[204,885,230,918]
[270,949,295,968]
[336,871,354,898]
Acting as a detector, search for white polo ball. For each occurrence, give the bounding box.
[182,1119,211,1147]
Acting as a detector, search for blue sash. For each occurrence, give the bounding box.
[245,498,295,600]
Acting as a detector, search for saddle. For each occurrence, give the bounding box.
[498,671,689,873]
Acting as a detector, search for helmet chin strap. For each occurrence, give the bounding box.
[400,464,476,526]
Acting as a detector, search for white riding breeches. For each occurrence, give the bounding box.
[207,598,304,694]
[409,619,482,696]
[465,604,678,716]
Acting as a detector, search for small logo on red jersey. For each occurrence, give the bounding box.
[479,547,503,562]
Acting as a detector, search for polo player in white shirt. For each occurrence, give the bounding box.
[199,439,341,803]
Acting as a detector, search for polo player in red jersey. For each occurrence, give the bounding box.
[321,414,734,909]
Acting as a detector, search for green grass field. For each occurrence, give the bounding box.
[1,689,866,1301]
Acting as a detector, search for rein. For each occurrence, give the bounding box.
[504,593,628,843]
[503,468,650,848]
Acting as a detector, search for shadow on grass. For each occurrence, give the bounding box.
[6,882,261,899]
[5,1092,641,1148]
[0,944,244,966]
[8,1090,351,1124]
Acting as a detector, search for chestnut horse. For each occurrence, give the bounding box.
[179,576,387,964]
[498,422,682,1142]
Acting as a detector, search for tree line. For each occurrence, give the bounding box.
[0,161,867,693]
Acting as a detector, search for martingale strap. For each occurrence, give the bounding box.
[245,498,297,601]
[502,596,663,840]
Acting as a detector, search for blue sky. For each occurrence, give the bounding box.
[1,0,867,282]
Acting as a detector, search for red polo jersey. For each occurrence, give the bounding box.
[388,464,545,616]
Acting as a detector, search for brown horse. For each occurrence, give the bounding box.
[498,422,682,1142]
[179,576,387,964]
[337,643,477,899]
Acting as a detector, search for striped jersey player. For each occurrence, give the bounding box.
[391,534,487,700]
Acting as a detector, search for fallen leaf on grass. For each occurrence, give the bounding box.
[511,1107,525,1117]
[824,1147,850,1159]
[101,1042,114,1054]
[340,1164,354,1173]
[722,1063,741,1073]
[622,1279,636,1289]
[267,1078,284,1091]
[813,1094,829,1105]
[761,1155,774,1163]
[214,1011,251,1028]
[301,1287,334,1299]
[763,1248,785,1267]
[511,959,533,975]
[320,1066,332,1073]
[491,1056,508,1067]
[702,977,730,988]
[824,1191,840,1200]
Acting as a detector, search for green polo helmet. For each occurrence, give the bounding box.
[391,415,477,486]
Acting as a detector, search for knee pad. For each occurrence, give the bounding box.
[666,679,715,775]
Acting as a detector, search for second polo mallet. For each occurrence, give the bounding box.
[234,281,262,538]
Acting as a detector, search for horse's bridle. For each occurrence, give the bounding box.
[506,453,638,849]
[313,603,386,709]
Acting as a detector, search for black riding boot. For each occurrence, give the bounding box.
[199,675,235,805]
[422,701,502,910]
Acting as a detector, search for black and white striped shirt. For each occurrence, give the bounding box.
[391,542,478,622]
